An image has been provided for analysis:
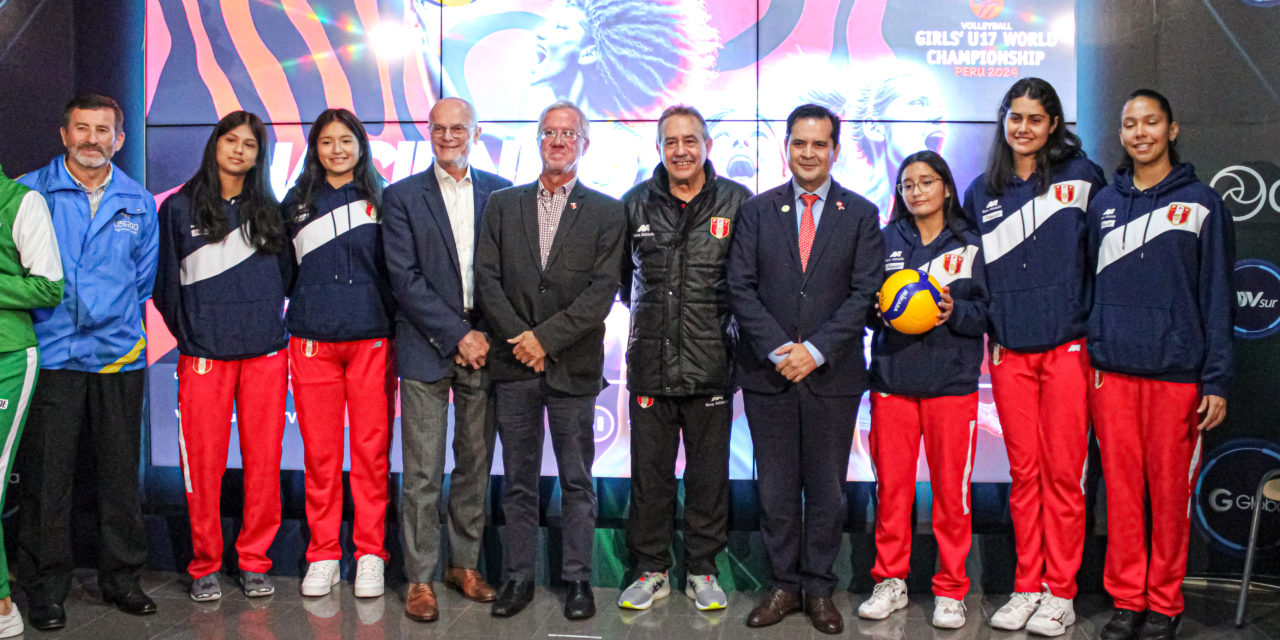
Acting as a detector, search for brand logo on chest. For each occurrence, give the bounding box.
[114,219,140,234]
[709,217,731,239]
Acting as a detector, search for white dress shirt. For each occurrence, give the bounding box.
[434,162,476,309]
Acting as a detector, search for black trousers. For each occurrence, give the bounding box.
[15,368,148,604]
[494,377,597,582]
[743,385,857,598]
[626,393,730,576]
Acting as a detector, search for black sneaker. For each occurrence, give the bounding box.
[1139,611,1181,639]
[1100,608,1146,640]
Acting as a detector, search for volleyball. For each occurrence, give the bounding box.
[879,269,943,335]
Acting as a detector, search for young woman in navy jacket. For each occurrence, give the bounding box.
[1087,90,1233,640]
[857,150,987,630]
[153,111,290,601]
[962,78,1106,635]
[283,108,397,598]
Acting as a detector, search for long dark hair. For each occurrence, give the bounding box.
[1120,88,1181,170]
[983,77,1085,196]
[180,110,284,253]
[891,150,968,241]
[294,108,383,217]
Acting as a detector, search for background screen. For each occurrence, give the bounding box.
[144,0,1077,481]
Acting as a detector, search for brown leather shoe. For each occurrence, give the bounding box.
[806,595,844,634]
[444,566,497,602]
[405,582,439,622]
[746,588,803,627]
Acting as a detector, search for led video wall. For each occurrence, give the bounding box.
[144,0,1077,480]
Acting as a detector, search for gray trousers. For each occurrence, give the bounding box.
[494,377,597,582]
[399,366,494,583]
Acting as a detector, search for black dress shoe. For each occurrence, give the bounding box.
[1101,608,1147,640]
[746,588,803,627]
[28,602,66,631]
[805,595,844,634]
[1139,612,1181,639]
[564,580,595,620]
[103,586,158,616]
[491,580,534,617]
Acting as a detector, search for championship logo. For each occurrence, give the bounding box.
[1168,204,1192,225]
[970,0,1005,19]
[303,339,320,358]
[1054,184,1076,205]
[943,253,964,276]
[709,217,731,239]
[193,357,213,375]
[637,396,654,409]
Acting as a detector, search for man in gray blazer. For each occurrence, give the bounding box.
[382,97,512,623]
[475,100,625,621]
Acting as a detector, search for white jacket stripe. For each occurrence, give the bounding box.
[180,225,258,286]
[1096,202,1210,275]
[982,179,1093,264]
[917,245,979,287]
[292,200,377,264]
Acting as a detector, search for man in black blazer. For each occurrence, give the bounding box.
[475,100,625,621]
[727,104,884,634]
[383,97,513,623]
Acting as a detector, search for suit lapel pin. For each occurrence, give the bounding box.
[836,201,845,210]
[781,205,791,212]
[570,202,578,210]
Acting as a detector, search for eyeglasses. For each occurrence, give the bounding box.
[538,129,581,142]
[429,124,471,138]
[897,177,941,195]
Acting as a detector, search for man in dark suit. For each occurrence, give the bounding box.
[727,103,884,634]
[383,97,513,623]
[475,100,625,621]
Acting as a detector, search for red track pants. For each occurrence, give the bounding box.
[990,338,1090,598]
[289,337,396,563]
[869,392,978,599]
[1090,371,1202,616]
[177,350,288,580]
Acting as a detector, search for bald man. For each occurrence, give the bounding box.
[383,98,513,623]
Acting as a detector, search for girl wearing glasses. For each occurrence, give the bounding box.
[1085,89,1233,640]
[961,78,1106,636]
[283,108,397,599]
[152,111,290,602]
[858,150,987,629]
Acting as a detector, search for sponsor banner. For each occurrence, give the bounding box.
[1194,439,1280,556]
[1234,259,1280,339]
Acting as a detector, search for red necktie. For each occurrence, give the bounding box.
[798,193,818,272]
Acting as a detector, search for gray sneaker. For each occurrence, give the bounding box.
[685,574,727,611]
[618,571,670,610]
[190,573,221,601]
[241,572,275,597]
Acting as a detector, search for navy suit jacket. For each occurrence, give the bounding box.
[382,164,512,383]
[728,179,884,396]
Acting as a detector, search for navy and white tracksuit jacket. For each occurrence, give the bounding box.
[282,181,396,340]
[153,191,290,359]
[869,218,989,397]
[1086,163,1235,396]
[962,154,1107,352]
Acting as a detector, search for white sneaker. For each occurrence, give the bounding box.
[858,578,908,620]
[932,596,966,629]
[991,591,1043,630]
[354,555,385,598]
[301,559,341,597]
[0,604,23,639]
[1025,594,1075,637]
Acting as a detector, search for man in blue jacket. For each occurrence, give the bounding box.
[728,104,883,635]
[383,97,512,623]
[15,94,159,630]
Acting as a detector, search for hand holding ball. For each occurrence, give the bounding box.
[879,269,943,334]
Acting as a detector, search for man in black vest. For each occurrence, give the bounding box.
[616,105,751,612]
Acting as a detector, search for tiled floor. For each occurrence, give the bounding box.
[11,569,1280,639]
